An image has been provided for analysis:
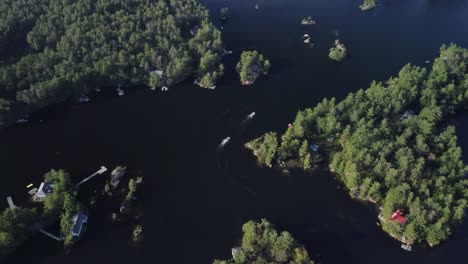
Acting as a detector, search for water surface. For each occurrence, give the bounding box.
[1,0,468,263]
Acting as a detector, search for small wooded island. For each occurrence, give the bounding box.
[236,51,271,85]
[360,0,377,11]
[213,219,314,264]
[0,0,225,128]
[329,39,347,61]
[301,16,316,25]
[246,44,468,246]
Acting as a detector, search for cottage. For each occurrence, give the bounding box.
[34,182,54,202]
[71,211,88,237]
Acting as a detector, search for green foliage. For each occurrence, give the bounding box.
[260,44,468,245]
[126,177,142,201]
[0,207,39,254]
[40,169,80,245]
[214,219,314,264]
[60,192,79,246]
[236,51,270,85]
[329,43,347,61]
[43,169,72,214]
[360,0,376,10]
[248,132,278,166]
[0,0,225,127]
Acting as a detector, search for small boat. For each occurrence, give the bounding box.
[27,184,33,188]
[425,60,430,64]
[209,85,216,90]
[16,118,29,124]
[401,243,412,251]
[95,88,101,92]
[161,86,169,92]
[116,88,124,96]
[303,34,310,38]
[304,38,311,43]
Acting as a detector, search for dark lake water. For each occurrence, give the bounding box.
[1,0,468,263]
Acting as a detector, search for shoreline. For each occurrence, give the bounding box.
[245,136,413,246]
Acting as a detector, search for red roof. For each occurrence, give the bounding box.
[390,209,405,224]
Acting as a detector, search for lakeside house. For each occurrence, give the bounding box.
[71,211,88,237]
[34,182,54,202]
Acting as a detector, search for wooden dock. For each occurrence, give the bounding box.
[76,166,108,187]
[6,196,15,210]
[38,228,64,241]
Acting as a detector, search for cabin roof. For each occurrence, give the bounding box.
[71,211,88,237]
[36,182,54,198]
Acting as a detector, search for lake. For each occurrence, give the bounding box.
[1,0,468,263]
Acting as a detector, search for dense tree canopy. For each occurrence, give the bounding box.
[246,132,278,166]
[43,169,72,214]
[0,207,39,255]
[0,0,225,127]
[213,219,314,264]
[248,44,468,246]
[329,40,347,61]
[236,50,270,85]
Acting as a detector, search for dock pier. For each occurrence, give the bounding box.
[76,166,108,187]
[6,196,15,211]
[38,228,64,241]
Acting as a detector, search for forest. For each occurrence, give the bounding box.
[213,219,314,264]
[0,0,224,127]
[248,44,468,246]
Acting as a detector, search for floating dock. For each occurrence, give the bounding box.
[401,244,412,251]
[6,196,15,210]
[76,166,108,187]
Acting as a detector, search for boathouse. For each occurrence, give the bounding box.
[71,211,88,237]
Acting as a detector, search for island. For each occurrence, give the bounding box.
[328,39,347,61]
[213,219,314,264]
[360,0,377,11]
[0,169,82,255]
[301,16,316,25]
[0,0,226,128]
[236,51,271,85]
[246,44,468,247]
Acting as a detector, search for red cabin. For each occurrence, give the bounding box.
[390,209,406,224]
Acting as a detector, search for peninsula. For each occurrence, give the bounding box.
[0,0,225,128]
[246,44,468,246]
